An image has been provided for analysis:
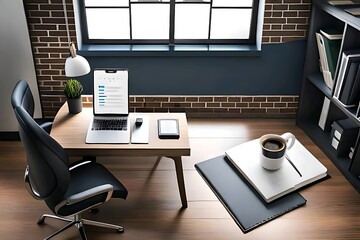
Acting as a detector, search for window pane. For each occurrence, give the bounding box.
[210,9,252,39]
[85,0,129,7]
[86,9,130,39]
[175,4,210,39]
[212,0,253,7]
[131,4,170,39]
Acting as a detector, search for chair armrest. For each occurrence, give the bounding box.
[67,184,113,204]
[55,184,113,213]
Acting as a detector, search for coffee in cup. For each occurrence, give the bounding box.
[259,132,295,170]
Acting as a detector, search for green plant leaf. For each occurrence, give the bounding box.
[64,79,83,99]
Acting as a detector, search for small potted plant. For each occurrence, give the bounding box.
[64,79,83,114]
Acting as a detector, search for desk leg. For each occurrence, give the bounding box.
[168,156,188,208]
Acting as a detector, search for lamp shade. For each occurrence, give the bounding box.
[65,55,91,77]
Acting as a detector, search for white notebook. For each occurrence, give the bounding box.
[225,139,328,203]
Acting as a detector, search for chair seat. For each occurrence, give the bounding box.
[56,162,128,217]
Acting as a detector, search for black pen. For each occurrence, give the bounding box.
[285,154,302,177]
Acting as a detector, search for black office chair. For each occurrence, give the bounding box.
[12,103,128,239]
[11,80,52,133]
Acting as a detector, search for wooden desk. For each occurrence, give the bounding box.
[51,103,191,208]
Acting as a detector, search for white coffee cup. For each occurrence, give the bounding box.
[259,132,296,170]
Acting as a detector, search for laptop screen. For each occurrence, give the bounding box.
[93,69,129,115]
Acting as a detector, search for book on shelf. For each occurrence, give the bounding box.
[320,29,342,77]
[333,50,360,107]
[319,28,343,40]
[225,138,328,203]
[339,62,360,106]
[318,96,331,131]
[315,30,342,89]
[316,33,332,89]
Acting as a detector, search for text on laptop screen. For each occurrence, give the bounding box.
[93,69,129,115]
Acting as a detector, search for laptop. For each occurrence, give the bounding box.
[86,69,130,144]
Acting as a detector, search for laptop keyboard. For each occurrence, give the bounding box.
[92,119,128,131]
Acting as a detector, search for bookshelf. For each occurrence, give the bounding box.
[297,0,360,192]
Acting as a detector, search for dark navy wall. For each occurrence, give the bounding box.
[78,40,306,95]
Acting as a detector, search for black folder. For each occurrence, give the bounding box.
[195,155,307,233]
[339,63,360,106]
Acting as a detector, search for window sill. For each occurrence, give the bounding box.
[78,44,261,57]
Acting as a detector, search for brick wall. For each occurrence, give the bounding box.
[263,0,311,42]
[81,95,298,118]
[23,0,310,119]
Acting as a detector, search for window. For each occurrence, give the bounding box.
[79,0,261,45]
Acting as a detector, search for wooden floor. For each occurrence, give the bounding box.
[1,118,360,240]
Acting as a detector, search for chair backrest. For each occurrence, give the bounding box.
[12,80,52,133]
[13,106,71,212]
[11,80,35,116]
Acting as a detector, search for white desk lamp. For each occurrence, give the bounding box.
[62,0,90,77]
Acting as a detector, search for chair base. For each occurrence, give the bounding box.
[37,213,124,240]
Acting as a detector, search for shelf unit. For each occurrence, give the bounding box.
[297,0,360,192]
